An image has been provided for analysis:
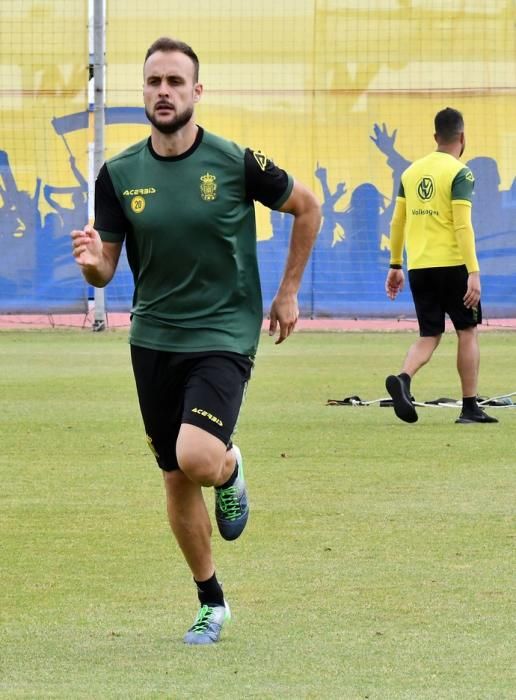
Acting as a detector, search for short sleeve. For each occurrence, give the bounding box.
[451,167,474,205]
[244,148,293,209]
[94,164,129,241]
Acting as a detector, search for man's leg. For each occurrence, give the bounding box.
[177,424,248,542]
[163,466,231,645]
[172,424,239,582]
[386,335,441,423]
[130,347,243,643]
[163,354,250,643]
[455,327,498,423]
[164,428,234,646]
[172,425,247,644]
[456,326,479,397]
[401,334,441,376]
[162,468,215,582]
[176,423,236,488]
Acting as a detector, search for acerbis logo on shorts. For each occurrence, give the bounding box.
[191,407,223,426]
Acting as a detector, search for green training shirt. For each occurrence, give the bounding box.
[94,127,293,356]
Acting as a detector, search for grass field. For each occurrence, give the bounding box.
[1,329,515,699]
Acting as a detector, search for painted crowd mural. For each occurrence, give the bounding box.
[1,1,514,316]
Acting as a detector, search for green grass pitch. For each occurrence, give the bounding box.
[1,329,514,698]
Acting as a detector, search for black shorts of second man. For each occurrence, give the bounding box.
[408,265,482,337]
[130,345,253,471]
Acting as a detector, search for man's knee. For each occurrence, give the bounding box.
[457,326,478,341]
[422,333,442,347]
[176,423,227,486]
[414,333,441,357]
[177,444,225,486]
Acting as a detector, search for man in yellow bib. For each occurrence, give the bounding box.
[384,107,497,425]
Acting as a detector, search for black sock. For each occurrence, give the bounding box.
[218,459,238,489]
[399,372,412,391]
[462,396,478,413]
[194,572,224,607]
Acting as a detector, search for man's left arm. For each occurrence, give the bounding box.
[269,181,321,343]
[244,148,321,343]
[453,201,481,308]
[451,167,481,309]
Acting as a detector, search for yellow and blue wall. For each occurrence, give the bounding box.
[0,1,514,315]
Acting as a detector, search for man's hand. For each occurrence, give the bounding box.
[71,225,103,268]
[268,291,299,344]
[463,271,481,309]
[71,225,121,287]
[385,268,404,300]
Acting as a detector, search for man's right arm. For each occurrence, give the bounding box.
[385,194,407,300]
[71,225,122,287]
[71,164,126,287]
[388,196,406,266]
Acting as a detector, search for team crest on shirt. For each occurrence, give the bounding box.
[416,176,435,202]
[200,172,217,201]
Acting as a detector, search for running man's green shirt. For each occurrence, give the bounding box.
[94,128,294,356]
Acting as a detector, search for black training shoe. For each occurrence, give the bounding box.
[455,409,499,424]
[385,374,418,423]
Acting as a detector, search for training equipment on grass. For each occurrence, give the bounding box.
[326,391,516,409]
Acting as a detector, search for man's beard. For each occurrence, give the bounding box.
[145,105,194,135]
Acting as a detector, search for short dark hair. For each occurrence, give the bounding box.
[434,107,464,143]
[144,37,199,82]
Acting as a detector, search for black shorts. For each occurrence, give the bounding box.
[408,265,482,336]
[130,345,253,472]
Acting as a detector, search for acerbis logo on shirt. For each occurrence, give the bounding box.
[122,187,157,214]
[123,187,157,195]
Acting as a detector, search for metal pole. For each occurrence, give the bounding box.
[91,0,106,331]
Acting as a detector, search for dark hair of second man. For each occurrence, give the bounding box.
[434,107,464,143]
